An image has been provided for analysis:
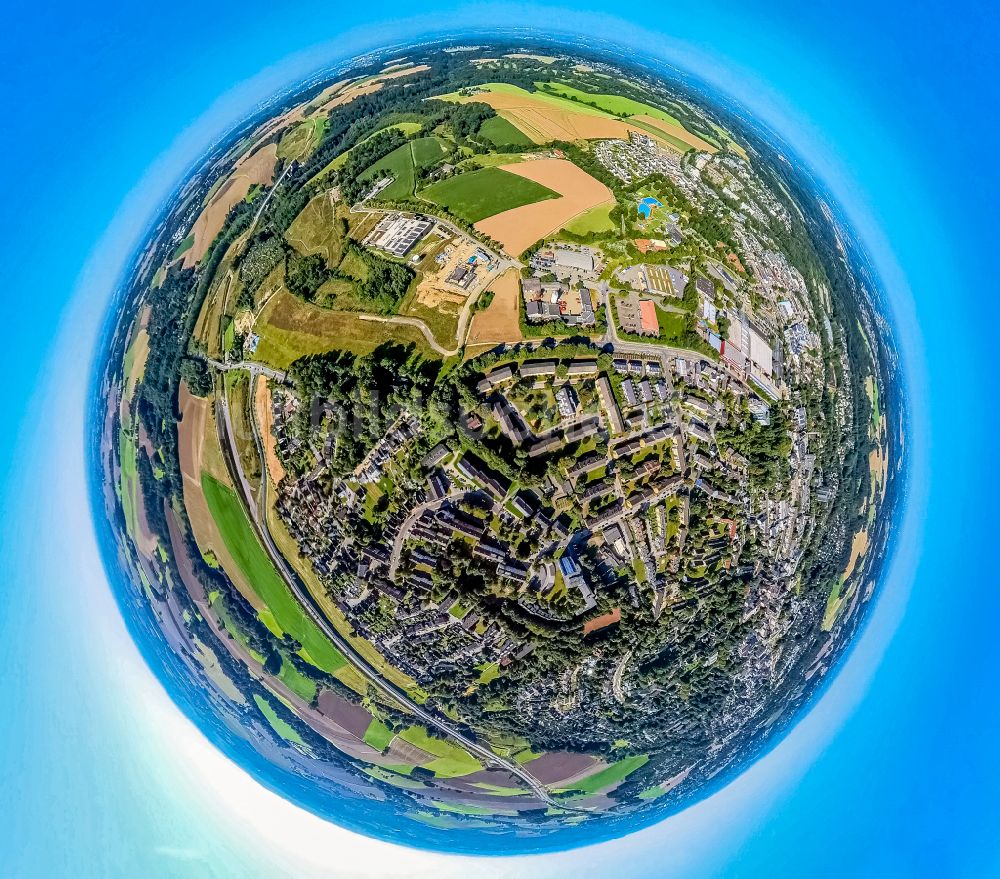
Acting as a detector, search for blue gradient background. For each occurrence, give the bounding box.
[1,2,997,876]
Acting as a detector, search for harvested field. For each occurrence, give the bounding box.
[443,84,638,144]
[843,529,870,580]
[177,383,263,611]
[631,114,718,153]
[319,65,431,114]
[184,143,277,267]
[505,53,558,64]
[466,269,523,346]
[254,377,285,485]
[474,158,614,256]
[317,691,374,740]
[521,751,602,786]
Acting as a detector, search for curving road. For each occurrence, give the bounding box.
[215,369,582,813]
[357,314,460,357]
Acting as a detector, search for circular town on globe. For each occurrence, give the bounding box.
[95,39,902,851]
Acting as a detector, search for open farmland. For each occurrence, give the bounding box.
[474,158,614,255]
[277,116,327,161]
[201,473,350,675]
[438,83,652,145]
[360,136,450,200]
[478,115,534,147]
[183,143,278,267]
[177,384,263,610]
[537,82,687,125]
[321,122,424,176]
[537,82,721,153]
[466,269,523,347]
[419,166,558,223]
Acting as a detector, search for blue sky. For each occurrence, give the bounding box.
[1,1,998,876]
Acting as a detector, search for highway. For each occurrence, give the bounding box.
[214,368,580,813]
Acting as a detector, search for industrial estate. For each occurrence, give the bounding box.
[98,42,901,847]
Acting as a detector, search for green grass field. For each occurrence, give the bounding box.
[553,754,649,795]
[362,718,395,751]
[278,659,318,701]
[118,425,139,539]
[478,115,533,146]
[410,135,450,167]
[419,166,558,222]
[360,136,449,200]
[361,143,415,199]
[458,151,527,170]
[253,694,307,747]
[171,234,194,261]
[563,202,616,235]
[538,81,685,127]
[277,117,327,160]
[201,473,348,675]
[398,726,482,778]
[323,122,424,173]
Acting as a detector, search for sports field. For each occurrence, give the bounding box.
[419,166,558,223]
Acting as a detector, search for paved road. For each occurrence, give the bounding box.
[217,375,579,812]
[349,201,519,352]
[357,314,460,357]
[208,358,288,383]
[386,490,472,581]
